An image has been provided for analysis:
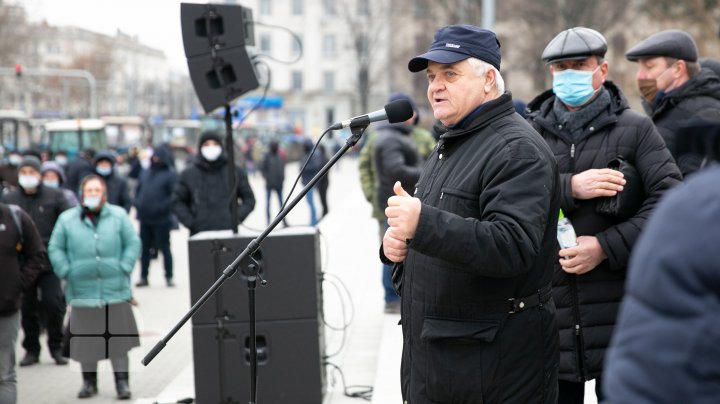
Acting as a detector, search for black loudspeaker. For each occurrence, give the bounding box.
[180,2,259,113]
[193,320,325,404]
[188,228,322,325]
[188,227,325,404]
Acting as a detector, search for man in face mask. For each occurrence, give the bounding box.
[171,131,255,235]
[1,155,71,368]
[93,151,132,212]
[626,29,720,177]
[526,27,682,404]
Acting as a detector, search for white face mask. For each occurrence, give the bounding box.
[55,157,67,166]
[201,145,222,162]
[18,175,40,190]
[83,195,102,210]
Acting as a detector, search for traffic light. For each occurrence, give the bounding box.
[15,64,22,77]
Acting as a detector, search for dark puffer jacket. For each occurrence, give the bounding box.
[397,94,561,403]
[373,122,422,213]
[527,81,682,382]
[134,146,177,225]
[2,185,70,246]
[172,152,255,235]
[643,69,720,176]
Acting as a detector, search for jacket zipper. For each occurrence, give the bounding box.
[570,276,586,381]
[569,143,576,172]
[423,140,445,200]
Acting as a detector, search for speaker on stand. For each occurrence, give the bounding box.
[180,2,259,113]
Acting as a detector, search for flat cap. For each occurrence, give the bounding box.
[409,25,501,72]
[541,27,607,64]
[626,29,698,62]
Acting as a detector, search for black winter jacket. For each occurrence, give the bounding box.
[260,151,285,190]
[398,94,561,403]
[527,81,682,382]
[172,153,255,235]
[2,185,70,245]
[0,203,46,316]
[643,69,720,176]
[134,146,178,225]
[373,123,422,213]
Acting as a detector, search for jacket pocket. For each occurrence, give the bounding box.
[421,317,501,403]
[439,187,479,218]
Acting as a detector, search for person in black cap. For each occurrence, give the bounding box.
[382,24,561,403]
[626,29,720,177]
[1,155,71,367]
[526,27,682,404]
[172,130,255,235]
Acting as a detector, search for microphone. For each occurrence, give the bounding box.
[329,99,414,130]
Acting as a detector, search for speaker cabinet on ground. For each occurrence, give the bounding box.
[188,227,325,404]
[192,320,325,404]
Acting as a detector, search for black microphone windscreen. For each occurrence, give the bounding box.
[385,99,414,124]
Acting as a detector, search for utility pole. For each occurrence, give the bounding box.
[0,66,97,117]
[482,0,496,31]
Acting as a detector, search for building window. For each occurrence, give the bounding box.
[322,34,336,58]
[292,35,303,57]
[260,33,272,53]
[291,71,303,91]
[323,71,335,92]
[357,0,369,16]
[323,0,335,16]
[357,35,369,58]
[259,0,271,16]
[292,0,303,15]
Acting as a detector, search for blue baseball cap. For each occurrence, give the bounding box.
[408,25,501,72]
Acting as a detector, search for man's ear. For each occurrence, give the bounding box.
[484,68,497,93]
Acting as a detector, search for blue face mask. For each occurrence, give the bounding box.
[552,67,600,107]
[96,166,112,177]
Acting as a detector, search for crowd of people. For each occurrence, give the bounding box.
[0,22,718,404]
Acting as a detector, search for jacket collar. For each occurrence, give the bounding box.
[441,92,515,139]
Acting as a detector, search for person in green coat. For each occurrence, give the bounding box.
[48,174,141,400]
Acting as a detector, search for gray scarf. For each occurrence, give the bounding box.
[553,87,612,142]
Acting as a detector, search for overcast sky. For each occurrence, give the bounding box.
[22,0,193,72]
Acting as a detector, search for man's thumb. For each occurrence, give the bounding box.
[394,181,410,197]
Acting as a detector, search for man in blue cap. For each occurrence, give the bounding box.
[381,24,561,403]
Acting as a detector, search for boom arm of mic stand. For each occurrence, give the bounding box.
[141,123,369,367]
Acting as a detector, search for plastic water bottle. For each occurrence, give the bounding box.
[557,209,578,252]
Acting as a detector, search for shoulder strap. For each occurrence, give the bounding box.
[8,205,25,246]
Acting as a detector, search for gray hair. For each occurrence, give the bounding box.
[467,57,505,93]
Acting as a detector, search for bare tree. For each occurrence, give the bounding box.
[338,0,392,113]
[640,0,720,55]
[498,0,630,93]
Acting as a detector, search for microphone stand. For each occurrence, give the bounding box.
[224,104,239,234]
[142,123,370,404]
